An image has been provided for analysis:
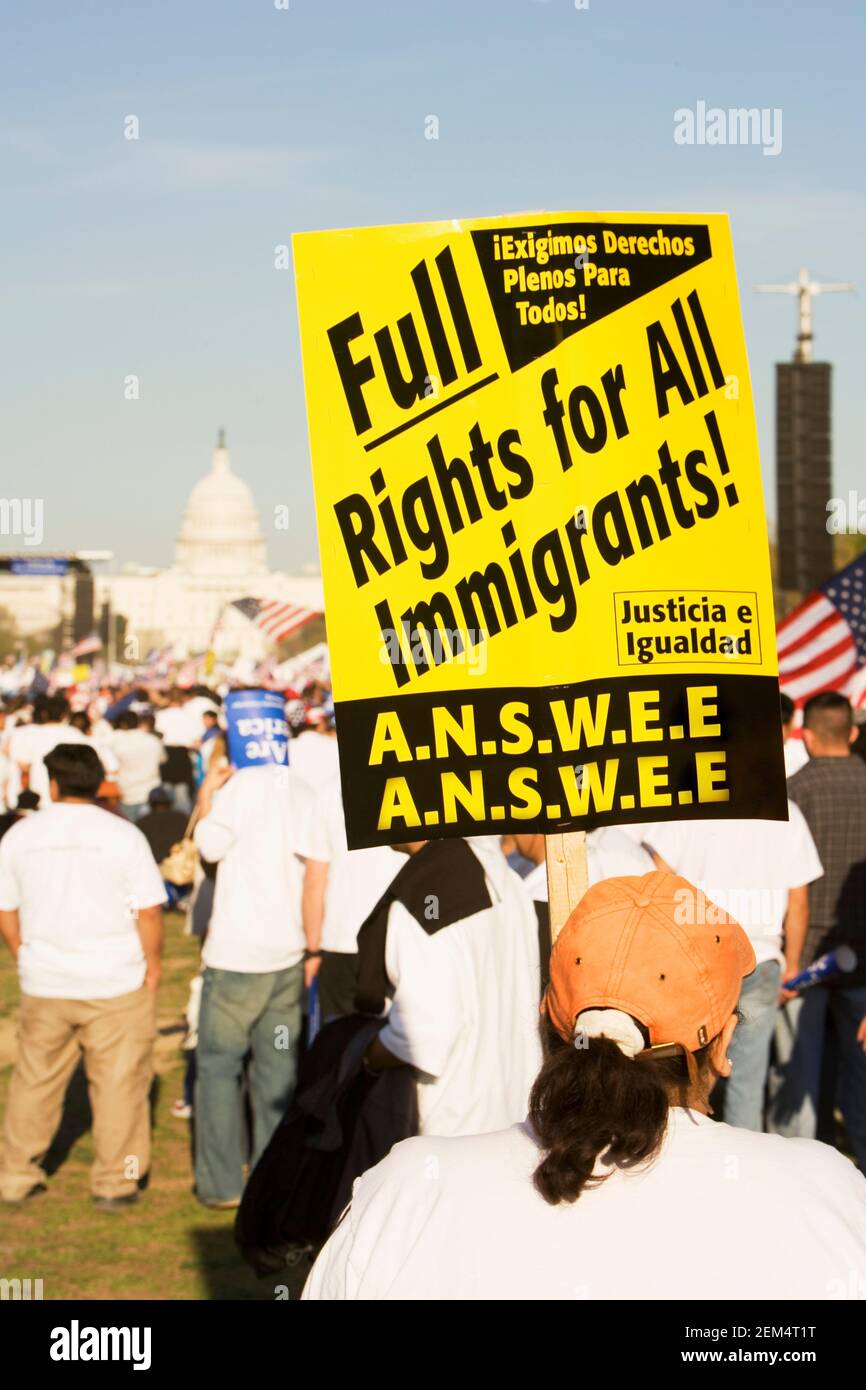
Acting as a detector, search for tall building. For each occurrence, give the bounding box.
[775,362,833,593]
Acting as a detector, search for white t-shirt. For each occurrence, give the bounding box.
[90,716,116,745]
[379,837,542,1138]
[5,722,100,808]
[303,1110,866,1301]
[523,827,655,904]
[155,704,201,748]
[308,775,401,954]
[110,729,166,804]
[0,803,167,999]
[185,695,220,725]
[642,805,823,966]
[289,730,340,791]
[89,724,120,780]
[785,737,809,777]
[194,765,316,973]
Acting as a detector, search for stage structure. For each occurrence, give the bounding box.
[0,554,95,650]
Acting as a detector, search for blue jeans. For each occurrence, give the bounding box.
[768,982,866,1169]
[169,783,193,817]
[714,959,780,1131]
[194,963,304,1204]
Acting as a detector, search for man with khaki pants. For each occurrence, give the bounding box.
[0,743,166,1211]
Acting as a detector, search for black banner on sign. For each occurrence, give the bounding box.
[334,672,787,850]
[470,221,713,373]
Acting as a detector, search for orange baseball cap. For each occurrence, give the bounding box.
[544,871,756,1055]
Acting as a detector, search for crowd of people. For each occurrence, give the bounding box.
[1,677,866,1297]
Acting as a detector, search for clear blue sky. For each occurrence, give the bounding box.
[2,0,863,572]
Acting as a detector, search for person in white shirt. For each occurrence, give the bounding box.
[4,694,97,809]
[154,691,201,815]
[0,705,12,813]
[304,872,866,1301]
[289,724,340,792]
[782,692,809,778]
[110,710,167,821]
[0,701,27,809]
[515,826,654,907]
[192,759,322,1208]
[184,693,220,731]
[357,836,542,1138]
[0,743,166,1210]
[303,774,401,1018]
[643,808,823,1131]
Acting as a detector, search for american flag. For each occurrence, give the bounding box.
[230,596,320,643]
[70,633,103,659]
[142,645,175,676]
[777,553,866,706]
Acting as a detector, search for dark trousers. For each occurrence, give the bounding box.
[318,952,360,1021]
[769,983,866,1168]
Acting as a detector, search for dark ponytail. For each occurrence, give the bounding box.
[529,1016,715,1205]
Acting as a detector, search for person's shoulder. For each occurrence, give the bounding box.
[317,770,342,805]
[709,1119,865,1189]
[790,756,858,794]
[772,1131,865,1198]
[786,761,819,806]
[640,817,696,851]
[787,758,816,786]
[227,763,304,801]
[243,762,302,785]
[356,1124,536,1199]
[219,765,256,794]
[57,725,89,744]
[783,797,818,846]
[279,765,317,808]
[96,807,154,846]
[0,812,39,850]
[285,763,314,789]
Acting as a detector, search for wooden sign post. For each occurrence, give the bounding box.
[545,831,589,944]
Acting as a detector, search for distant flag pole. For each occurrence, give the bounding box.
[205,606,225,677]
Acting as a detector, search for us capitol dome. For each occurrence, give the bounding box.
[103,430,323,659]
[174,429,268,579]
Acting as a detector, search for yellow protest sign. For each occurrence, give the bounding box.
[293,212,786,848]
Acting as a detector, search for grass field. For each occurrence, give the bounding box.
[0,911,311,1301]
